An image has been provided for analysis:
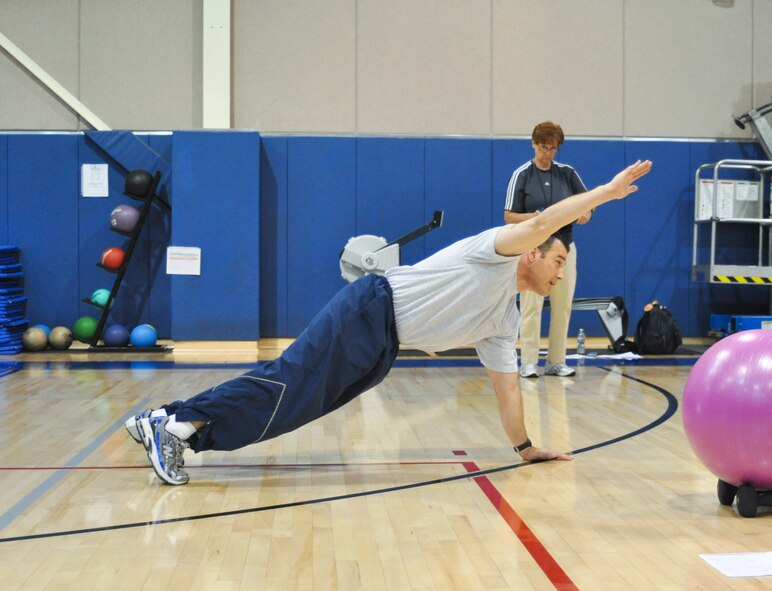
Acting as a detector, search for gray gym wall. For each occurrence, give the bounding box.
[1,0,771,138]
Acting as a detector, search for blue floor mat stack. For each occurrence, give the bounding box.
[0,246,28,354]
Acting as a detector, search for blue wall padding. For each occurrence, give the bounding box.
[492,139,534,210]
[2,132,769,342]
[7,135,80,326]
[621,141,691,338]
[145,135,174,337]
[84,131,171,195]
[171,131,261,340]
[356,138,425,264]
[285,137,357,334]
[260,136,769,339]
[259,137,289,336]
[0,135,7,243]
[567,141,627,336]
[425,138,493,254]
[527,140,627,337]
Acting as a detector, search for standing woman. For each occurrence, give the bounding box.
[504,121,591,377]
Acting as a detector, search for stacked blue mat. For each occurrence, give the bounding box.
[0,246,28,354]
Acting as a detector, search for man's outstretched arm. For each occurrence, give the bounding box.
[495,160,652,256]
[487,369,573,462]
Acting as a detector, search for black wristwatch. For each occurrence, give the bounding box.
[514,438,532,458]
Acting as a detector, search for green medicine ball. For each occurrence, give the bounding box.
[73,316,98,341]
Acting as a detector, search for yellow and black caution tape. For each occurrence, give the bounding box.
[713,275,772,284]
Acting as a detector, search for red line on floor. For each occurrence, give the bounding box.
[462,460,579,591]
[0,460,466,471]
[3,449,578,590]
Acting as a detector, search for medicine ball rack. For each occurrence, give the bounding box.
[78,169,171,352]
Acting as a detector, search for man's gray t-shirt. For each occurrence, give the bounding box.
[385,226,521,373]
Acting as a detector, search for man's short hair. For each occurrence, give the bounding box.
[537,234,570,255]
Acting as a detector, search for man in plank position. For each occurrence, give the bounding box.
[126,160,653,485]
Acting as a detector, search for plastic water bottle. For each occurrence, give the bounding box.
[577,328,586,355]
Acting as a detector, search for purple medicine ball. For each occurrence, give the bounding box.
[110,205,141,233]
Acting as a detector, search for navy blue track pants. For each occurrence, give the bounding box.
[168,275,399,452]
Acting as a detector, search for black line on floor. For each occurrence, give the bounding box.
[0,367,678,544]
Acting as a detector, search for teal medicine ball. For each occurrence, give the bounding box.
[90,288,111,308]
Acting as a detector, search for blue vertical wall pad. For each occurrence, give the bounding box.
[171,131,261,340]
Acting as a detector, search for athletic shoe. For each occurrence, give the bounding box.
[544,362,576,377]
[125,409,154,444]
[519,363,539,378]
[139,416,190,486]
[130,409,185,466]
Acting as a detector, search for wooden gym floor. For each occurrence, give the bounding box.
[0,338,769,590]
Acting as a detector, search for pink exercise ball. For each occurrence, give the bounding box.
[682,329,772,490]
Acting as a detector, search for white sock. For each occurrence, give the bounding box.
[165,415,197,441]
[150,409,167,418]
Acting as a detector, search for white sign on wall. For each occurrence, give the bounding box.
[81,164,109,197]
[166,246,201,276]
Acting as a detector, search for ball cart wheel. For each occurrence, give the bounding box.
[717,479,738,506]
[736,484,758,518]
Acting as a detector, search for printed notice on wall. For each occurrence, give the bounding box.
[166,246,201,276]
[81,164,109,197]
